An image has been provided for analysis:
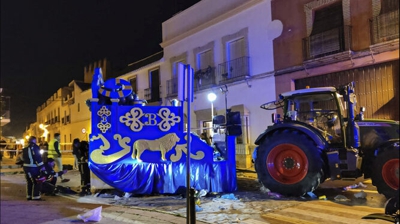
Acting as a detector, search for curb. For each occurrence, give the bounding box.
[0,171,24,176]
[0,165,21,169]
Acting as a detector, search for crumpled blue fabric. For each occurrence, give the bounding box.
[90,159,237,194]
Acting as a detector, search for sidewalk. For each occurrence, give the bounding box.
[1,156,210,224]
[0,156,24,175]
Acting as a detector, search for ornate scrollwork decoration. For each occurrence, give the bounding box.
[158,108,181,131]
[119,107,145,132]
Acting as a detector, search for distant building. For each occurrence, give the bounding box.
[25,59,108,150]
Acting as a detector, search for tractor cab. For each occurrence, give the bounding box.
[261,85,359,146]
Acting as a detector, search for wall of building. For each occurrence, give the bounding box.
[272,0,378,71]
[272,0,399,121]
[161,0,278,151]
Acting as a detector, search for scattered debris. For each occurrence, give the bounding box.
[318,195,327,200]
[259,185,270,193]
[77,206,102,222]
[98,193,114,198]
[354,190,367,199]
[197,189,208,198]
[231,218,241,223]
[221,193,238,200]
[334,195,350,201]
[124,192,132,198]
[307,192,317,199]
[357,182,367,188]
[267,192,282,199]
[343,183,359,190]
[195,204,203,212]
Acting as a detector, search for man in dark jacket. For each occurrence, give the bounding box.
[72,138,80,170]
[79,141,91,196]
[41,158,69,196]
[22,136,46,201]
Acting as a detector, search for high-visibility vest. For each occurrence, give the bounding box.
[47,139,59,158]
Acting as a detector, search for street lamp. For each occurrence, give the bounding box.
[207,92,217,137]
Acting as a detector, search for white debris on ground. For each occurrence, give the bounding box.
[354,190,367,199]
[172,197,253,224]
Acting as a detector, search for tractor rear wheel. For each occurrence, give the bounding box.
[256,130,324,196]
[372,147,399,198]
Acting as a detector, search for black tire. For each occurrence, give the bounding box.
[256,129,324,196]
[372,147,399,199]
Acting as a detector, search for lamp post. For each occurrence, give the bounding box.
[207,92,217,137]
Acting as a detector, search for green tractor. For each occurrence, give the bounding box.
[254,82,399,198]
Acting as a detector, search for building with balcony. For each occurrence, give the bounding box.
[26,59,109,150]
[159,0,280,168]
[272,0,399,121]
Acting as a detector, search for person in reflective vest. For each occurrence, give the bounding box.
[22,136,46,201]
[47,133,68,182]
[47,133,62,171]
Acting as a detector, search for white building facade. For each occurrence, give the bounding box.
[159,0,282,167]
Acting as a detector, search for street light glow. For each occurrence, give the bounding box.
[207,93,217,102]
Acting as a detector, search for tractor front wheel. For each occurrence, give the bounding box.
[256,130,324,196]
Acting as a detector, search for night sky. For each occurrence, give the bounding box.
[1,0,200,138]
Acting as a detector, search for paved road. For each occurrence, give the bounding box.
[0,154,392,224]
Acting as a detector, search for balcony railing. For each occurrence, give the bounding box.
[144,88,161,102]
[370,10,399,45]
[194,66,217,91]
[144,88,152,101]
[166,77,178,97]
[217,56,250,85]
[302,26,352,60]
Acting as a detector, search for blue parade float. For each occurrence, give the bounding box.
[88,67,238,194]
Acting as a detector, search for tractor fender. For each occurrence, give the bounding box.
[254,123,328,150]
[374,139,400,156]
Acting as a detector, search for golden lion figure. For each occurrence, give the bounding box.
[132,133,180,161]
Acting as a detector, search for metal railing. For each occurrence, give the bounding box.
[303,26,352,60]
[144,88,152,101]
[194,66,217,91]
[370,9,399,44]
[217,56,250,84]
[166,78,178,97]
[144,88,161,102]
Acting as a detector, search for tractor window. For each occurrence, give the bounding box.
[287,93,343,143]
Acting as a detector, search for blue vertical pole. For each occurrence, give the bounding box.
[185,64,195,224]
[185,64,191,223]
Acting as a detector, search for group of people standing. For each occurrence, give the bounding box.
[21,133,91,201]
